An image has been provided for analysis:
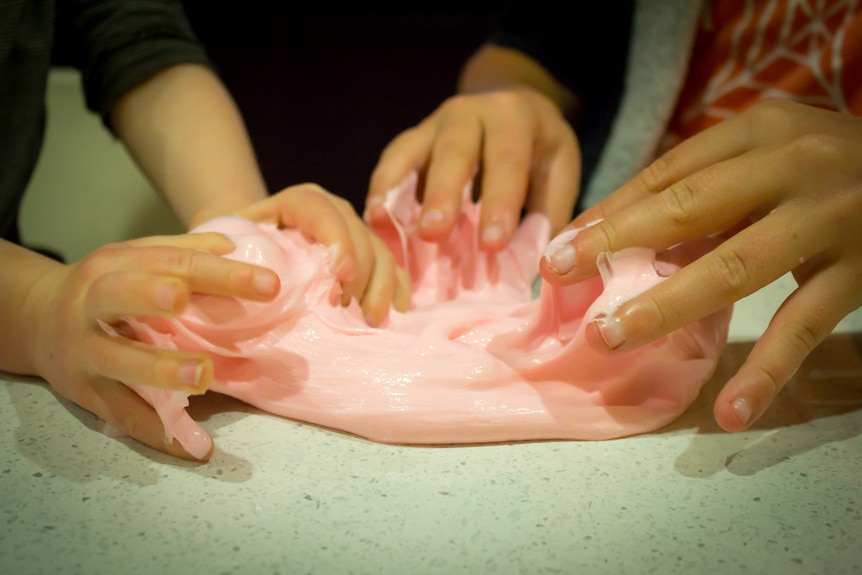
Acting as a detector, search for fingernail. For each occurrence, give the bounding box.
[543,229,579,274]
[254,272,278,296]
[420,208,446,228]
[732,397,752,425]
[481,223,505,245]
[363,197,384,221]
[155,283,178,311]
[178,360,204,391]
[593,313,626,349]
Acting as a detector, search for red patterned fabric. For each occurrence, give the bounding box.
[664,0,862,148]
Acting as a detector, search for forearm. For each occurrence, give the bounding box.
[0,240,61,374]
[111,64,268,229]
[458,44,581,120]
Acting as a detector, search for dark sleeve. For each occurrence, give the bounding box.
[487,1,633,106]
[52,0,213,130]
[485,1,634,206]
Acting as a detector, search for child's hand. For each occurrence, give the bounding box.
[25,232,282,461]
[540,99,862,431]
[366,87,580,252]
[237,183,411,326]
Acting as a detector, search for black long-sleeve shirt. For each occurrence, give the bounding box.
[0,0,211,244]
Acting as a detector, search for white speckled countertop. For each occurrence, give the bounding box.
[2,274,861,575]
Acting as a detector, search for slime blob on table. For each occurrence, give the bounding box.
[128,174,731,459]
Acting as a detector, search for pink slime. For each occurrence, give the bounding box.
[128,174,730,459]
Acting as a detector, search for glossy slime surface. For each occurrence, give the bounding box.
[129,174,730,459]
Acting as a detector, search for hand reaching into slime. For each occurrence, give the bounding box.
[20,232,281,461]
[8,183,411,461]
[366,85,580,252]
[239,183,411,326]
[540,99,862,431]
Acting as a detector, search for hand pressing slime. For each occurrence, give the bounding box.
[127,173,730,459]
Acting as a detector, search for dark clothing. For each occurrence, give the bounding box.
[487,1,634,211]
[0,0,211,244]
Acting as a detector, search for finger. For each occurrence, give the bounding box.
[366,125,435,226]
[330,199,375,307]
[544,143,786,283]
[418,102,484,242]
[84,330,214,394]
[237,184,359,281]
[79,377,212,461]
[572,105,760,227]
[123,231,238,255]
[85,273,191,322]
[392,265,412,313]
[148,247,280,301]
[714,262,862,431]
[357,236,411,325]
[84,242,281,302]
[524,128,580,237]
[473,99,535,251]
[583,202,831,353]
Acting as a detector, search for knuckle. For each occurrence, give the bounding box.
[707,248,750,295]
[638,155,674,194]
[784,132,844,165]
[330,194,353,212]
[587,219,621,254]
[484,90,527,114]
[660,180,698,226]
[751,363,782,399]
[641,293,674,335]
[433,127,473,157]
[440,93,473,110]
[744,98,798,127]
[159,247,196,276]
[780,319,822,360]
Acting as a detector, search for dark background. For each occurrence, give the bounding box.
[180,4,503,212]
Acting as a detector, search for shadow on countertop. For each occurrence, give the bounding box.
[667,332,862,477]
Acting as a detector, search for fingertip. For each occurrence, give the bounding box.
[714,394,755,432]
[164,433,214,462]
[542,228,580,275]
[714,375,772,432]
[252,269,280,300]
[154,279,189,314]
[363,309,384,328]
[539,258,566,284]
[177,355,214,395]
[417,207,452,242]
[584,314,626,352]
[328,243,356,283]
[479,222,510,253]
[363,196,389,227]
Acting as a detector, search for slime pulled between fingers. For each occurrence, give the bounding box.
[127,173,730,459]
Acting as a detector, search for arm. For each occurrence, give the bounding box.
[0,0,405,461]
[110,63,268,229]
